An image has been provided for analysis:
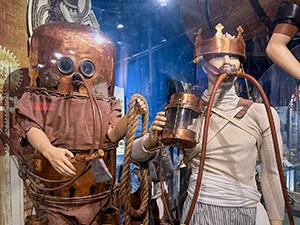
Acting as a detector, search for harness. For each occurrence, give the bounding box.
[187,97,259,162]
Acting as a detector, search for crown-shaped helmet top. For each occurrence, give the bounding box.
[193,23,246,63]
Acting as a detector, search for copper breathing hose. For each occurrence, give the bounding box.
[185,72,294,225]
[184,73,227,225]
[0,75,104,193]
[0,121,90,192]
[26,77,102,192]
[0,79,105,223]
[239,72,294,225]
[120,94,150,225]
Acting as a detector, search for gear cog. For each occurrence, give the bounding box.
[0,45,23,96]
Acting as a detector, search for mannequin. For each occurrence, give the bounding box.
[13,21,145,224]
[131,24,284,225]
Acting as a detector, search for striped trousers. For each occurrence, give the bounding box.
[181,196,257,225]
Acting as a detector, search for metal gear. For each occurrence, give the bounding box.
[27,0,100,38]
[0,45,23,96]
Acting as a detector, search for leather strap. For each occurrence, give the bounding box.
[187,105,242,162]
[235,98,254,118]
[273,23,298,37]
[213,108,261,149]
[187,98,254,162]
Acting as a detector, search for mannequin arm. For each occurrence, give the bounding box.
[107,97,147,143]
[107,114,128,143]
[27,127,76,176]
[266,33,300,80]
[270,220,283,225]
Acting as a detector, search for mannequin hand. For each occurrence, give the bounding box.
[135,97,147,114]
[27,127,76,177]
[143,111,166,150]
[43,146,77,177]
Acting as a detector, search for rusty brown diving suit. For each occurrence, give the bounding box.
[13,21,121,225]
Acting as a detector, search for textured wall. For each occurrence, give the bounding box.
[0,0,29,154]
[0,0,29,66]
[0,0,28,224]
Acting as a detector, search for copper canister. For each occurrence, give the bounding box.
[161,92,204,148]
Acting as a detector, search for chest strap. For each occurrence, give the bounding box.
[212,108,262,149]
[235,98,254,118]
[186,98,257,162]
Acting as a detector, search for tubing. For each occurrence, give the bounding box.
[0,75,103,192]
[185,72,294,225]
[238,72,294,225]
[184,73,227,224]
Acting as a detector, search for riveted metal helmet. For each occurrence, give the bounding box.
[29,21,116,96]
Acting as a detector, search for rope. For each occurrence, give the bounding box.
[120,94,150,225]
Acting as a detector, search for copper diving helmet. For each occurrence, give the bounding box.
[29,21,116,96]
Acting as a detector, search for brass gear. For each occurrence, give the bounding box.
[0,45,23,96]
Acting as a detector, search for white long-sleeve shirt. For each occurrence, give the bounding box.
[132,85,284,221]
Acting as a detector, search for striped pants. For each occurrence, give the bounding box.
[181,196,257,225]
